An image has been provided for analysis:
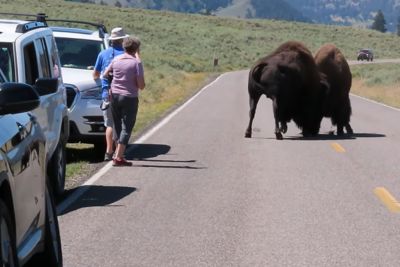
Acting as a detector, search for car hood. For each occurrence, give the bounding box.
[61,68,101,91]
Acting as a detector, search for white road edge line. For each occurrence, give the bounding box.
[350,93,400,112]
[57,74,224,215]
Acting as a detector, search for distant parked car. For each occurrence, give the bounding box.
[49,19,110,151]
[357,49,374,61]
[0,81,62,266]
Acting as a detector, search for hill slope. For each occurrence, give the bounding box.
[69,0,400,31]
[2,0,400,128]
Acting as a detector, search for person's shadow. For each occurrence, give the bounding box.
[125,143,204,169]
[126,143,171,160]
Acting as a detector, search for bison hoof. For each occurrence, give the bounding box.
[345,125,354,135]
[275,132,283,140]
[245,132,252,138]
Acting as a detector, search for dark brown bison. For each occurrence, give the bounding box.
[245,41,326,140]
[314,44,353,135]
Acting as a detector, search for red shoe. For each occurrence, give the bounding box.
[112,158,132,167]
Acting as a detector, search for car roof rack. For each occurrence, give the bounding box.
[0,12,48,33]
[0,12,107,38]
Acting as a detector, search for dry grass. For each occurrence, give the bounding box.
[351,79,400,109]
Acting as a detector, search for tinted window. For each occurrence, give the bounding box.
[23,42,39,85]
[37,38,51,78]
[55,38,103,70]
[0,43,15,82]
[46,36,62,78]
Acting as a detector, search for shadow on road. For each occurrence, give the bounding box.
[67,145,104,163]
[126,143,171,160]
[60,185,136,215]
[252,132,386,141]
[286,132,386,140]
[126,143,206,169]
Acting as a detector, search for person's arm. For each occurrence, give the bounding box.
[135,52,145,90]
[103,61,113,78]
[93,53,102,80]
[137,75,145,90]
[93,70,101,80]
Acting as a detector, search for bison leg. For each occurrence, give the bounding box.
[272,100,283,140]
[245,92,262,138]
[345,124,353,134]
[280,122,287,134]
[337,125,344,135]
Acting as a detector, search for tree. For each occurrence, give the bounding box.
[397,15,400,36]
[371,9,387,33]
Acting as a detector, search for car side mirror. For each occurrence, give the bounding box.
[0,82,40,115]
[34,77,58,96]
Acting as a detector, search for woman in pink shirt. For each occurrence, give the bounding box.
[104,37,145,166]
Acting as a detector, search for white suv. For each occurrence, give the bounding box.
[0,14,69,197]
[49,19,109,150]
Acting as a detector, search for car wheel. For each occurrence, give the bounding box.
[32,185,63,266]
[93,141,106,159]
[48,139,66,199]
[0,200,17,267]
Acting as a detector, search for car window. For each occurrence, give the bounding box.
[0,43,15,82]
[23,42,39,85]
[36,38,52,78]
[46,35,62,79]
[55,38,103,70]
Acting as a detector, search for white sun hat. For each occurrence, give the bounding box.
[108,27,129,40]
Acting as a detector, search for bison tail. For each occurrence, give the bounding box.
[249,63,270,95]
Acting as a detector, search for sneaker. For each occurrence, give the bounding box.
[104,152,113,161]
[112,158,132,167]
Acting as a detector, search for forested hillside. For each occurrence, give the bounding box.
[68,0,400,31]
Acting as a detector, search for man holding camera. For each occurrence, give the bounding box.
[93,27,129,161]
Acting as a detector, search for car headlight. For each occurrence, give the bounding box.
[80,87,102,100]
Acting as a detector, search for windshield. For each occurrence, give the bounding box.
[55,37,104,70]
[0,43,15,82]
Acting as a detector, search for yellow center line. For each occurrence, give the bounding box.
[374,187,400,213]
[331,142,346,153]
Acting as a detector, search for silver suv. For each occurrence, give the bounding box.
[50,19,109,150]
[0,14,69,197]
[0,81,62,266]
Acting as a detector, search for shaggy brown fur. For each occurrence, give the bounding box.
[245,41,326,139]
[314,44,353,135]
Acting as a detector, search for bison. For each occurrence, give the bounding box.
[245,41,326,140]
[314,44,353,135]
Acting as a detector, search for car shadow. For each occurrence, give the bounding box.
[59,185,136,215]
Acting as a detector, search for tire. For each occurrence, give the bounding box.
[48,140,66,199]
[93,141,106,160]
[0,200,18,267]
[33,185,63,266]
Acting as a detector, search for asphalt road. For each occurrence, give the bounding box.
[58,70,400,266]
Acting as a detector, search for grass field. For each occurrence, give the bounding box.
[350,63,400,108]
[1,0,399,180]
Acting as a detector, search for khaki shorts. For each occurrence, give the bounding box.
[103,107,113,127]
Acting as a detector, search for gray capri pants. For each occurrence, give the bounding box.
[111,94,139,145]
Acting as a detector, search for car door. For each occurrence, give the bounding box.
[17,34,58,158]
[0,112,44,246]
